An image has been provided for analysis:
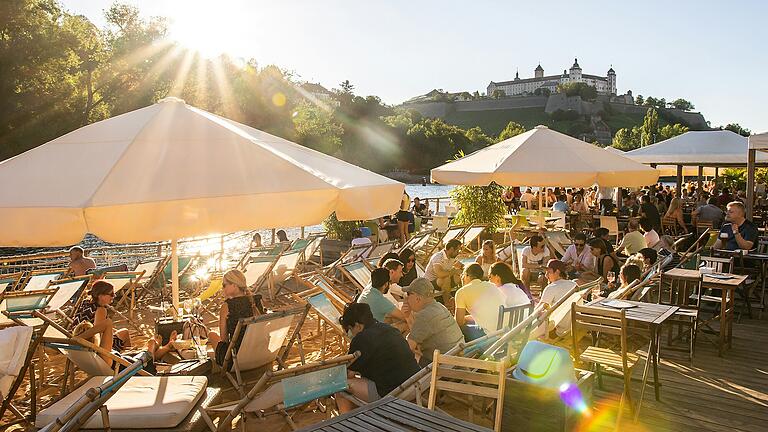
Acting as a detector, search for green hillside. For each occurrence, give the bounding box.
[442,106,652,138]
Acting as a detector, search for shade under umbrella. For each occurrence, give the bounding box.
[431,125,659,187]
[0,97,403,246]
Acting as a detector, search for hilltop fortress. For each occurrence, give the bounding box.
[488,58,617,97]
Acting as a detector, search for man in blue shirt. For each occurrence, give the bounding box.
[713,201,758,251]
[551,194,569,213]
[357,267,408,324]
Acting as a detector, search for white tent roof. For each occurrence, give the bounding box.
[604,146,715,176]
[0,98,404,246]
[431,125,659,188]
[749,132,768,151]
[624,130,768,166]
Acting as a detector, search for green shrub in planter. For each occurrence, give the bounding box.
[323,212,359,241]
[450,183,506,233]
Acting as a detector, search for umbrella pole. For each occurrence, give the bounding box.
[171,238,179,311]
[538,187,544,226]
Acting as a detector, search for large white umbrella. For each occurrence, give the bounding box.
[0,97,404,306]
[431,125,659,187]
[624,130,768,167]
[604,146,716,176]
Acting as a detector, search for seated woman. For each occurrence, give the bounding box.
[665,198,689,234]
[488,262,531,305]
[475,240,499,278]
[605,263,642,297]
[72,281,174,365]
[398,248,418,287]
[208,269,265,368]
[581,238,620,283]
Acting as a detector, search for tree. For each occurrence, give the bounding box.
[339,80,355,94]
[497,121,526,142]
[533,87,551,96]
[635,95,644,106]
[292,101,344,154]
[658,123,689,141]
[644,96,657,107]
[612,127,641,150]
[641,108,659,146]
[465,126,493,148]
[724,123,751,137]
[557,82,597,101]
[671,98,695,111]
[491,89,506,99]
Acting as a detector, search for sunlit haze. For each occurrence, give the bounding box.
[62,0,768,132]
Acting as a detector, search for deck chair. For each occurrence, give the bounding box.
[0,272,25,295]
[571,304,640,427]
[303,293,348,359]
[399,229,435,252]
[459,224,487,252]
[0,288,59,328]
[22,269,66,292]
[102,271,144,316]
[133,256,172,299]
[272,249,304,295]
[22,276,92,328]
[221,306,310,395]
[0,326,35,428]
[367,241,397,260]
[321,243,372,281]
[243,255,280,298]
[36,374,217,432]
[427,351,506,431]
[339,261,371,292]
[202,352,359,432]
[299,232,326,269]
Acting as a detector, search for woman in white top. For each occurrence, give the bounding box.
[475,240,499,278]
[571,193,590,214]
[488,262,531,306]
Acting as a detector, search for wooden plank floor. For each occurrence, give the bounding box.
[586,315,768,431]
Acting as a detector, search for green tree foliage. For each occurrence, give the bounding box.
[497,121,526,142]
[635,95,644,105]
[465,127,494,147]
[670,98,695,111]
[612,127,641,150]
[533,87,551,96]
[557,82,597,101]
[658,123,689,141]
[491,89,506,99]
[723,123,751,137]
[293,101,344,154]
[322,212,360,241]
[641,108,660,146]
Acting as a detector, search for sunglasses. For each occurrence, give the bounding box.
[575,243,585,247]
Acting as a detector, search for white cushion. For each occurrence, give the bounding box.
[0,326,33,398]
[36,375,207,429]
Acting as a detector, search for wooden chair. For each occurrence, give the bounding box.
[427,351,507,431]
[0,272,25,295]
[571,304,640,427]
[600,216,620,243]
[712,249,758,320]
[695,220,714,236]
[661,216,680,236]
[497,303,533,331]
[658,271,703,361]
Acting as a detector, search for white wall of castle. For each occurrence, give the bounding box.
[488,72,616,97]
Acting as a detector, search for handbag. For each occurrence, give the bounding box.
[182,315,208,341]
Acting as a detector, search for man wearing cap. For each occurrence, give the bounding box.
[539,260,578,337]
[454,263,506,341]
[403,278,464,366]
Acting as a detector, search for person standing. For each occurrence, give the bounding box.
[396,192,412,245]
[598,186,614,215]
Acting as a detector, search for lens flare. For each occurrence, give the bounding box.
[272,92,287,106]
[559,382,589,415]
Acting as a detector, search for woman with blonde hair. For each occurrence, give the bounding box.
[475,240,499,278]
[664,197,688,234]
[208,269,265,367]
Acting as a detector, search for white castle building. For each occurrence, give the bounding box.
[487,58,617,97]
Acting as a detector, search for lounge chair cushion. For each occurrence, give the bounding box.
[36,376,207,429]
[0,326,33,398]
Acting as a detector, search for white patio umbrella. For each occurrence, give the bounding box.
[431,125,659,187]
[0,97,404,306]
[604,146,715,176]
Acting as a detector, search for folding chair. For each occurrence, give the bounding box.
[242,255,280,300]
[101,271,144,316]
[272,249,304,295]
[427,351,507,431]
[366,241,397,261]
[459,224,487,252]
[599,216,620,243]
[421,225,468,261]
[399,229,435,253]
[299,232,326,269]
[0,272,25,295]
[658,271,703,361]
[321,243,372,281]
[297,292,348,359]
[0,326,35,428]
[571,304,640,427]
[220,306,310,395]
[21,269,66,292]
[202,352,359,431]
[339,261,371,292]
[132,256,171,299]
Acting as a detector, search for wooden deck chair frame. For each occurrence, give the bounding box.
[399,229,435,252]
[222,305,310,395]
[301,271,356,305]
[427,351,507,431]
[459,224,487,253]
[292,290,348,360]
[0,272,25,295]
[338,260,372,292]
[0,325,40,428]
[133,255,172,301]
[299,232,326,270]
[35,275,93,329]
[321,243,372,281]
[202,352,359,432]
[101,270,145,317]
[422,225,468,261]
[366,240,398,261]
[242,254,280,300]
[271,249,305,297]
[21,268,67,292]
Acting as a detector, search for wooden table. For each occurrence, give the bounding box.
[296,396,493,432]
[664,268,748,356]
[588,299,678,407]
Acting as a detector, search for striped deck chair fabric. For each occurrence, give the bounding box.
[22,270,64,292]
[341,261,372,291]
[0,273,24,295]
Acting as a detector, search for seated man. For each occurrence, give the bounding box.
[336,303,420,413]
[521,236,552,289]
[561,233,595,277]
[692,197,725,229]
[640,218,660,249]
[357,268,408,326]
[404,278,464,367]
[713,201,758,251]
[68,246,96,276]
[551,194,569,213]
[637,247,658,273]
[617,219,647,256]
[382,258,406,301]
[618,196,639,218]
[423,239,464,303]
[454,264,506,341]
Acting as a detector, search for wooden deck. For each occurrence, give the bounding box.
[588,315,768,431]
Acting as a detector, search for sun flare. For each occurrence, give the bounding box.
[168,5,244,58]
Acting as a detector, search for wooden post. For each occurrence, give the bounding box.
[271,229,276,244]
[747,149,756,219]
[171,239,179,311]
[676,165,683,197]
[697,166,704,201]
[715,167,719,180]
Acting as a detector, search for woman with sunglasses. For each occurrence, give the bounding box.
[71,280,133,363]
[208,269,264,367]
[398,248,418,286]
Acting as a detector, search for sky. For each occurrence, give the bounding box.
[61,0,768,133]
